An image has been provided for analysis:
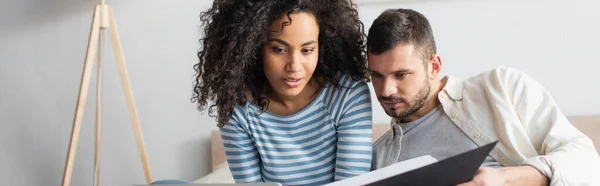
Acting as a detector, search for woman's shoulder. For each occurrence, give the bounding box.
[320,74,370,105]
[227,91,255,121]
[231,89,267,119]
[324,74,369,93]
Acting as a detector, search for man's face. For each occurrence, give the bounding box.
[368,43,432,119]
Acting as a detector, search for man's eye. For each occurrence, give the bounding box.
[395,73,407,79]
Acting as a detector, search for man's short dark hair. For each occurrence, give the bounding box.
[367,9,436,62]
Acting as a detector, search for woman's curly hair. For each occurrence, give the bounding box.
[192,0,369,127]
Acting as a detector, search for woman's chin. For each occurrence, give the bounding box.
[273,87,304,99]
[278,90,303,98]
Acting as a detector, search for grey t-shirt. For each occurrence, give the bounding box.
[372,105,503,170]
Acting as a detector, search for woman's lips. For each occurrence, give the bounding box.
[283,78,303,88]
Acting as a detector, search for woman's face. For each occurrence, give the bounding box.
[262,12,320,99]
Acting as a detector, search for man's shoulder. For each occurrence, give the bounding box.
[468,66,526,81]
[441,66,537,101]
[455,66,531,88]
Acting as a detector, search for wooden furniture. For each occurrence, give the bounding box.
[61,1,153,185]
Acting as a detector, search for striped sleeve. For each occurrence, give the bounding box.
[333,81,373,181]
[219,107,263,183]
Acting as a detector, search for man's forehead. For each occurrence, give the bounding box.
[368,54,420,72]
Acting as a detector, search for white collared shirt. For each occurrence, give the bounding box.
[372,66,600,185]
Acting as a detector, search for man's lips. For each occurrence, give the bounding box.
[382,101,404,108]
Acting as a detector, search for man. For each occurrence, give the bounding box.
[367,8,600,185]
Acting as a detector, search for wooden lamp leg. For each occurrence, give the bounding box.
[62,5,102,186]
[107,5,154,184]
[93,17,103,186]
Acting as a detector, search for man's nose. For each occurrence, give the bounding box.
[380,78,397,98]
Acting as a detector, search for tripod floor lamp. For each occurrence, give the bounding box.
[62,0,153,185]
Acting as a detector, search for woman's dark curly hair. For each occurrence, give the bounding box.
[192,0,369,127]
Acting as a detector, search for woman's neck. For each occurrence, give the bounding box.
[266,79,322,116]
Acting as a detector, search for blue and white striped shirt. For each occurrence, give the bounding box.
[220,76,373,185]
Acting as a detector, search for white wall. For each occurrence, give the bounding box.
[358,0,600,124]
[0,0,217,185]
[1,0,599,185]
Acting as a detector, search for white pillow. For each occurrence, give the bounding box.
[193,162,235,184]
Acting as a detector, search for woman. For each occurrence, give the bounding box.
[192,0,373,185]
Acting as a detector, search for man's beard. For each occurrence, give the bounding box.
[379,81,431,119]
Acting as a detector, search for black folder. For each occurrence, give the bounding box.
[366,141,499,186]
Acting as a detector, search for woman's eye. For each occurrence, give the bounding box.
[302,48,314,53]
[272,47,286,53]
[370,73,383,78]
